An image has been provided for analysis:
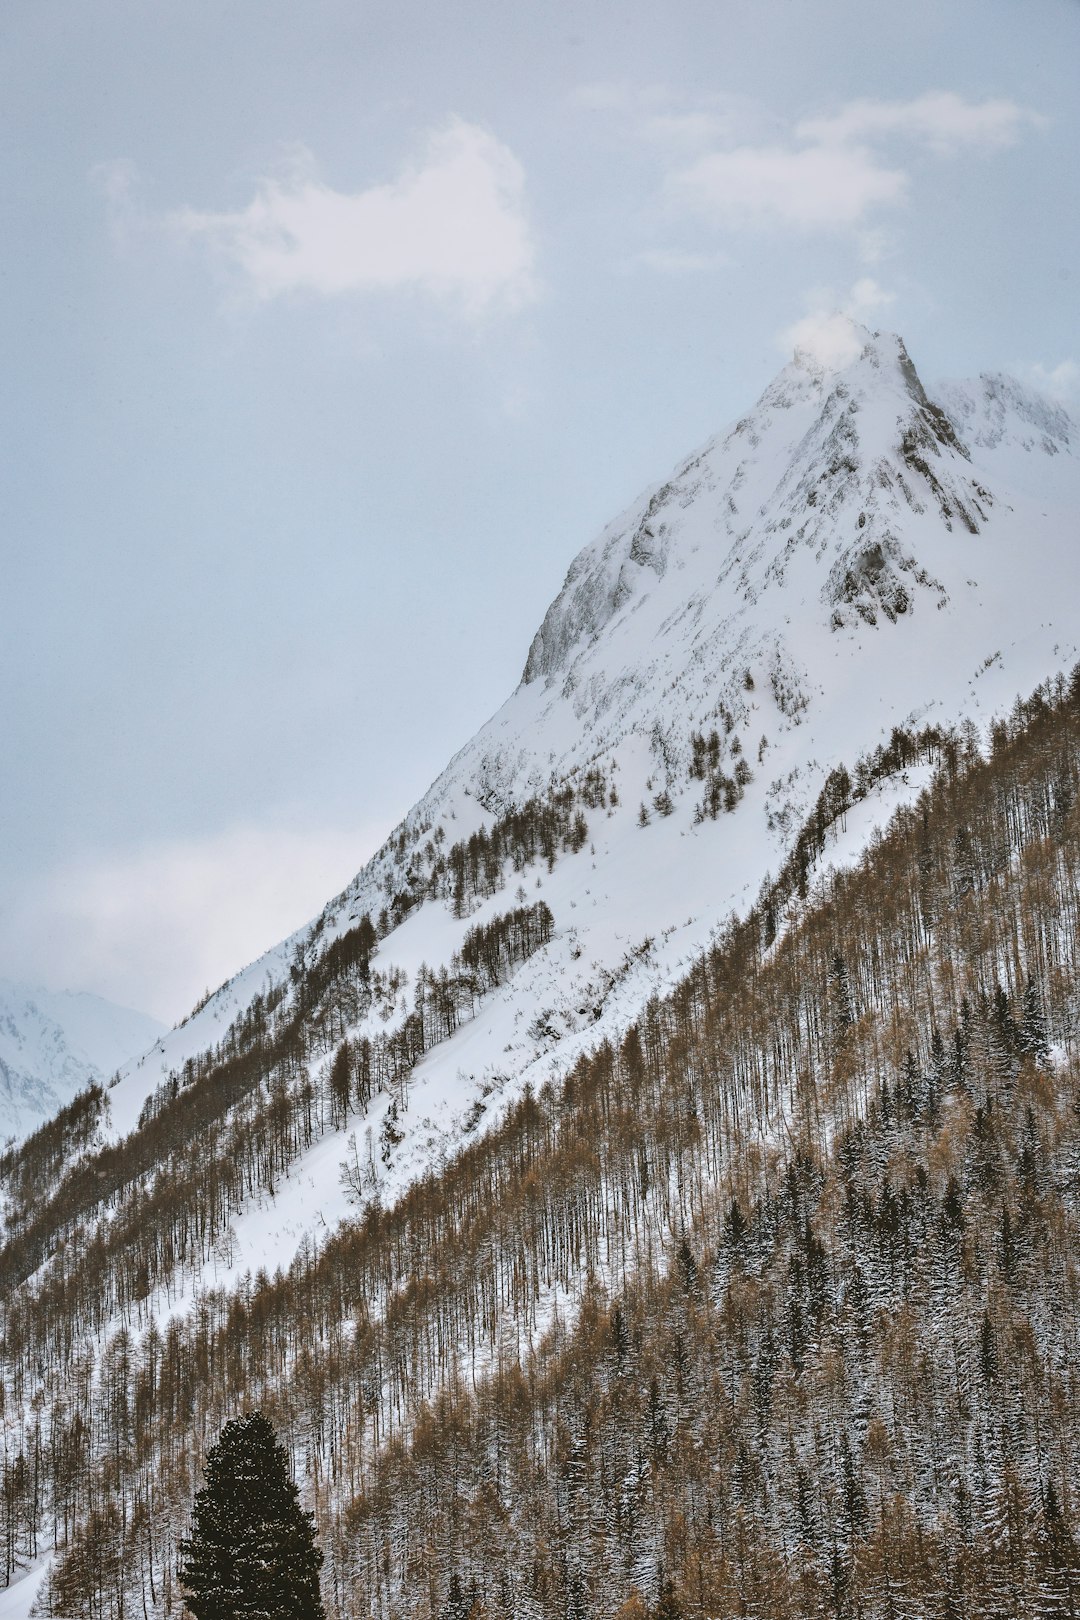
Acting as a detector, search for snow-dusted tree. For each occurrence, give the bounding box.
[178,1412,324,1620]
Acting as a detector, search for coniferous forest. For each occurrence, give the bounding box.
[3,672,1080,1617]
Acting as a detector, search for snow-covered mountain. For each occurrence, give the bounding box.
[0,980,164,1146]
[2,318,1079,1620]
[95,317,1079,1295]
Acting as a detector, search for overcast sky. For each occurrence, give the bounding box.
[2,0,1077,1021]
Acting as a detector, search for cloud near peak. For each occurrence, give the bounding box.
[170,120,537,314]
[778,278,896,370]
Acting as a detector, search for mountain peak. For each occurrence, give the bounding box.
[519,325,982,693]
[785,320,936,416]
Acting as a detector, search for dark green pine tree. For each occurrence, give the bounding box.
[179,1412,325,1620]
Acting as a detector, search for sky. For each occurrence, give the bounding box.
[1,0,1077,1023]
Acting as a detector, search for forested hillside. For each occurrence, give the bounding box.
[3,667,1079,1618]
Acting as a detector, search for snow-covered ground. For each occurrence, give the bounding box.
[0,1562,47,1620]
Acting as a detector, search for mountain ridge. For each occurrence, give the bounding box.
[80,322,1079,1298]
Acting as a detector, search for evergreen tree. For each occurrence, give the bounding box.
[179,1412,324,1620]
[725,1195,748,1258]
[1019,976,1050,1063]
[328,1040,353,1128]
[830,952,856,1039]
[442,1573,476,1620]
[652,1575,682,1619]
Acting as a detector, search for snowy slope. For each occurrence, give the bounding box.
[99,318,1079,1290]
[0,980,165,1145]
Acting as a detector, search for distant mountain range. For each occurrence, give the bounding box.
[0,979,164,1145]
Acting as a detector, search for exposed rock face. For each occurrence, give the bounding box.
[520,327,994,701]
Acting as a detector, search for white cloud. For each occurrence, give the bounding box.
[846,277,896,316]
[1023,359,1078,401]
[797,92,1042,155]
[777,278,896,370]
[671,142,907,230]
[170,120,537,314]
[0,820,391,1024]
[657,90,1039,236]
[576,86,1041,248]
